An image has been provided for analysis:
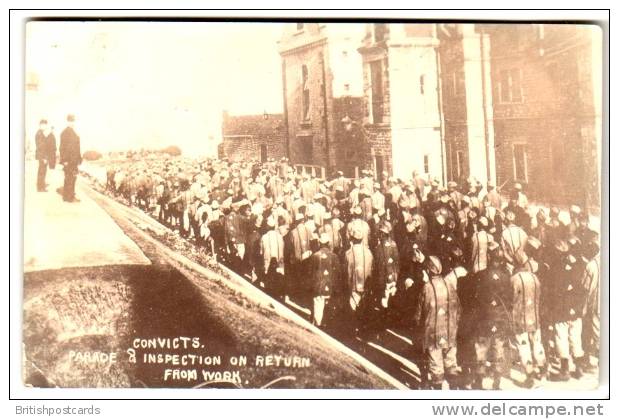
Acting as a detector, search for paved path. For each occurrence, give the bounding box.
[23,162,150,272]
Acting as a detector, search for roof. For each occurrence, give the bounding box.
[222,112,285,137]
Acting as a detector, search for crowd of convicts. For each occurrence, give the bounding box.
[105,156,600,390]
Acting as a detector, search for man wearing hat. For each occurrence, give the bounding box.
[580,241,600,371]
[510,250,547,388]
[483,181,502,211]
[345,225,373,334]
[328,209,346,254]
[500,207,529,268]
[545,237,587,381]
[59,114,82,202]
[425,179,441,211]
[399,213,427,273]
[347,206,370,248]
[317,212,339,254]
[513,182,528,210]
[387,177,403,211]
[268,172,285,200]
[171,181,195,238]
[208,200,226,261]
[331,170,348,195]
[285,212,312,300]
[413,255,462,389]
[224,198,247,271]
[301,172,318,202]
[412,170,427,201]
[472,242,511,389]
[568,205,587,241]
[447,181,462,211]
[470,216,493,275]
[530,209,550,245]
[35,119,55,192]
[359,169,374,194]
[358,186,374,222]
[308,233,341,328]
[371,221,400,313]
[246,214,265,283]
[271,196,292,227]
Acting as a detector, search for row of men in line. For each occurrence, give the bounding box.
[103,157,600,389]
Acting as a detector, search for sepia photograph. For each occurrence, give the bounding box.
[20,16,604,393]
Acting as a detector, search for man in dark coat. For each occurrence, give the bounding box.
[370,221,399,327]
[59,114,82,202]
[308,233,341,328]
[35,119,55,191]
[546,238,587,381]
[472,242,512,389]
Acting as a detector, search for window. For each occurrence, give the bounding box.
[370,60,384,124]
[419,75,425,95]
[513,143,528,182]
[423,154,430,174]
[302,65,310,120]
[260,144,267,163]
[456,150,464,179]
[296,23,304,31]
[499,68,523,103]
[373,24,388,42]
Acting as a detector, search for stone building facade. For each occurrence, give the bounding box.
[358,23,444,182]
[439,23,602,207]
[278,23,369,177]
[219,111,287,163]
[273,23,602,207]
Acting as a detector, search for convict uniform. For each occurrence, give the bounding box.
[290,221,311,263]
[501,223,529,266]
[581,254,600,354]
[546,246,586,362]
[510,267,546,375]
[372,236,400,308]
[473,263,512,380]
[414,256,461,387]
[260,229,285,274]
[471,229,493,274]
[308,244,341,327]
[345,243,373,311]
[347,217,370,248]
[317,222,339,253]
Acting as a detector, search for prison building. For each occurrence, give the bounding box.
[278,23,370,178]
[219,111,287,163]
[356,23,445,182]
[439,23,602,207]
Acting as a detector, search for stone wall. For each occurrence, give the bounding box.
[220,113,286,163]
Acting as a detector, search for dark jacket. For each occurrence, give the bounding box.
[59,126,82,166]
[46,133,57,168]
[308,247,341,297]
[35,129,46,160]
[372,237,400,292]
[474,264,512,338]
[545,250,586,323]
[35,130,56,165]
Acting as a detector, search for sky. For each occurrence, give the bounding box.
[25,21,285,156]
